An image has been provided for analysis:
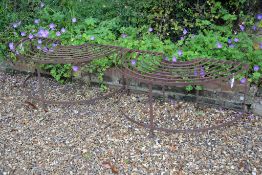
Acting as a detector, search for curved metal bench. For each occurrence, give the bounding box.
[11,37,125,108]
[10,37,249,135]
[116,50,249,136]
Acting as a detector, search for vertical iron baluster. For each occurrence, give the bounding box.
[242,65,249,113]
[149,84,155,137]
[37,66,46,109]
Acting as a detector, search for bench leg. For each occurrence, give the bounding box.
[243,77,249,113]
[149,84,155,137]
[122,74,130,95]
[37,67,46,109]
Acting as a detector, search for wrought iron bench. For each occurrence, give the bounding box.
[10,37,125,108]
[116,50,249,136]
[9,37,249,135]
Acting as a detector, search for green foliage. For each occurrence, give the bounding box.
[195,85,203,91]
[41,64,72,84]
[0,0,261,91]
[185,85,194,92]
[148,0,260,40]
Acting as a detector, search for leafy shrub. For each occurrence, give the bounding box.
[0,1,261,90]
[148,0,260,40]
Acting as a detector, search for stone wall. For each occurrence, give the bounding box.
[1,62,261,115]
[82,68,258,112]
[252,87,262,116]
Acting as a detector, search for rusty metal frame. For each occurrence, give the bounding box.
[10,37,249,135]
[116,49,249,136]
[12,37,125,109]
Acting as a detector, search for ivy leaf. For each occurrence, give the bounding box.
[252,72,261,81]
[185,85,193,92]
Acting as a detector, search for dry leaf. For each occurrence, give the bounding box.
[111,165,119,174]
[25,101,38,110]
[102,161,111,169]
[239,160,244,168]
[169,144,177,152]
[178,170,184,175]
[239,160,244,171]
[102,161,119,174]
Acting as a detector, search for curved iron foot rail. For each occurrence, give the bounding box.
[119,100,245,136]
[22,67,124,109]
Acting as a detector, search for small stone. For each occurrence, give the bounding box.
[252,168,257,175]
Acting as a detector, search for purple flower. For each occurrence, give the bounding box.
[240,77,246,84]
[131,60,137,66]
[172,56,177,62]
[163,57,168,61]
[49,23,56,30]
[72,18,77,23]
[200,67,205,77]
[38,39,42,44]
[229,44,234,48]
[15,50,19,55]
[37,29,49,38]
[28,33,34,39]
[183,28,188,35]
[180,36,184,40]
[61,28,66,33]
[239,24,245,31]
[257,14,262,20]
[252,25,257,31]
[52,43,58,47]
[260,43,262,49]
[148,27,153,32]
[121,33,127,38]
[56,31,61,37]
[9,42,14,51]
[216,42,222,48]
[12,21,21,28]
[228,39,232,44]
[194,68,198,76]
[37,45,41,50]
[34,19,40,24]
[40,2,45,8]
[72,66,79,72]
[178,50,183,56]
[42,47,48,52]
[12,23,18,28]
[20,31,26,36]
[234,38,239,42]
[253,65,260,71]
[90,36,95,40]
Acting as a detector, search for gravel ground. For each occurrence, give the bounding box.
[0,71,261,175]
